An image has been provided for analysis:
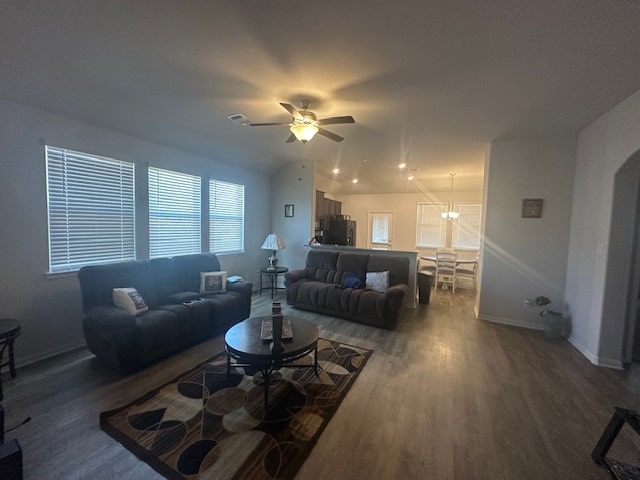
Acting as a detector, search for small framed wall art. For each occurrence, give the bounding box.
[522,199,543,218]
[284,204,294,217]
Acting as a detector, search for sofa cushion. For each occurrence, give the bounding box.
[200,271,227,294]
[134,309,184,354]
[149,257,180,302]
[112,287,149,316]
[304,250,339,283]
[79,260,159,309]
[368,255,409,287]
[172,253,222,293]
[335,253,369,286]
[366,271,389,292]
[342,272,364,289]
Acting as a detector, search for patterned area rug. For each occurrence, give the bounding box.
[100,338,371,479]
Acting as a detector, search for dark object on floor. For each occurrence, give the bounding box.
[417,271,432,305]
[0,438,22,480]
[100,338,371,480]
[0,319,20,402]
[284,250,408,329]
[592,407,640,479]
[78,253,253,372]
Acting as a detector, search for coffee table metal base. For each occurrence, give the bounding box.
[225,343,319,414]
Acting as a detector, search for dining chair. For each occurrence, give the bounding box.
[455,252,479,289]
[435,248,457,292]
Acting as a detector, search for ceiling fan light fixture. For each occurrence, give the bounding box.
[290,123,318,143]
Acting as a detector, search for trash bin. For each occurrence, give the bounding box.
[417,271,433,304]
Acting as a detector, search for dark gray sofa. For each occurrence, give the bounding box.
[284,249,408,329]
[78,253,252,372]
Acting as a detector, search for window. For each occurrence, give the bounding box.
[148,167,201,258]
[416,203,447,247]
[45,146,135,273]
[453,203,483,249]
[210,179,244,254]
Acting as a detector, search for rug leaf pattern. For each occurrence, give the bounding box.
[100,338,371,479]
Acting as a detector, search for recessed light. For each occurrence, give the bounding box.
[407,175,414,181]
[332,168,340,174]
[352,178,358,184]
[398,162,407,170]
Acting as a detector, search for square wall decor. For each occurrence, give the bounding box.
[285,204,294,217]
[522,199,543,218]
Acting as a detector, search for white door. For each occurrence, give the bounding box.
[368,211,394,249]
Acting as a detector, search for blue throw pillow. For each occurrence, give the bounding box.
[342,272,363,289]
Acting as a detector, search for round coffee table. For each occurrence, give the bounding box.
[224,316,319,412]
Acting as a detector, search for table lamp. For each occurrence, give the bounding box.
[261,233,286,269]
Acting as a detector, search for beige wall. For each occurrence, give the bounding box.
[332,190,482,255]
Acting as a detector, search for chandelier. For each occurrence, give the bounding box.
[441,173,460,220]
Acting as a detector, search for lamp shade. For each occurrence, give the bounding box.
[290,124,318,143]
[261,233,286,251]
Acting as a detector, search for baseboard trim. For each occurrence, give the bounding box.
[477,313,544,331]
[566,335,624,370]
[15,340,86,369]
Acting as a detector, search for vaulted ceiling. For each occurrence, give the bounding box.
[2,1,640,194]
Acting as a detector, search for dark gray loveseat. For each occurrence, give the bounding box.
[78,253,252,372]
[284,249,408,329]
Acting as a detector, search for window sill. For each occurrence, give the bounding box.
[44,270,79,280]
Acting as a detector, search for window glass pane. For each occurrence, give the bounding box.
[416,203,447,247]
[46,146,135,273]
[148,167,201,258]
[210,179,244,254]
[371,215,389,243]
[453,203,483,249]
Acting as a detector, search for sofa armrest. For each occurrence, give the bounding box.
[284,269,306,286]
[226,281,253,298]
[385,284,407,299]
[84,306,136,330]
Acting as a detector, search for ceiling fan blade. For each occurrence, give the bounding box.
[249,122,289,126]
[317,127,344,143]
[280,102,304,121]
[318,116,355,126]
[285,133,297,143]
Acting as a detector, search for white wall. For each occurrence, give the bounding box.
[0,100,270,366]
[333,190,482,253]
[478,135,577,330]
[269,160,314,278]
[565,88,640,368]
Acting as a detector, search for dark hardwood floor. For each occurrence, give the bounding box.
[3,286,640,479]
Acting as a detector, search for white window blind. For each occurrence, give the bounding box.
[210,179,244,254]
[45,146,135,273]
[453,203,483,249]
[148,167,201,258]
[416,203,447,247]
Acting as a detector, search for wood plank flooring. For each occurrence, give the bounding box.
[4,286,640,479]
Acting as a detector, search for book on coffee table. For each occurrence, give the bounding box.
[261,317,293,340]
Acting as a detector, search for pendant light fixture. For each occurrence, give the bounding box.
[441,173,460,220]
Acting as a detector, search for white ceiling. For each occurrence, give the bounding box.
[2,1,640,194]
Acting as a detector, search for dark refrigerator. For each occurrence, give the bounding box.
[324,219,356,246]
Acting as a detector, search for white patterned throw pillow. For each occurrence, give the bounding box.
[200,271,227,294]
[366,271,389,292]
[112,287,149,316]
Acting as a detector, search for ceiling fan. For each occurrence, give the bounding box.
[249,100,355,143]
